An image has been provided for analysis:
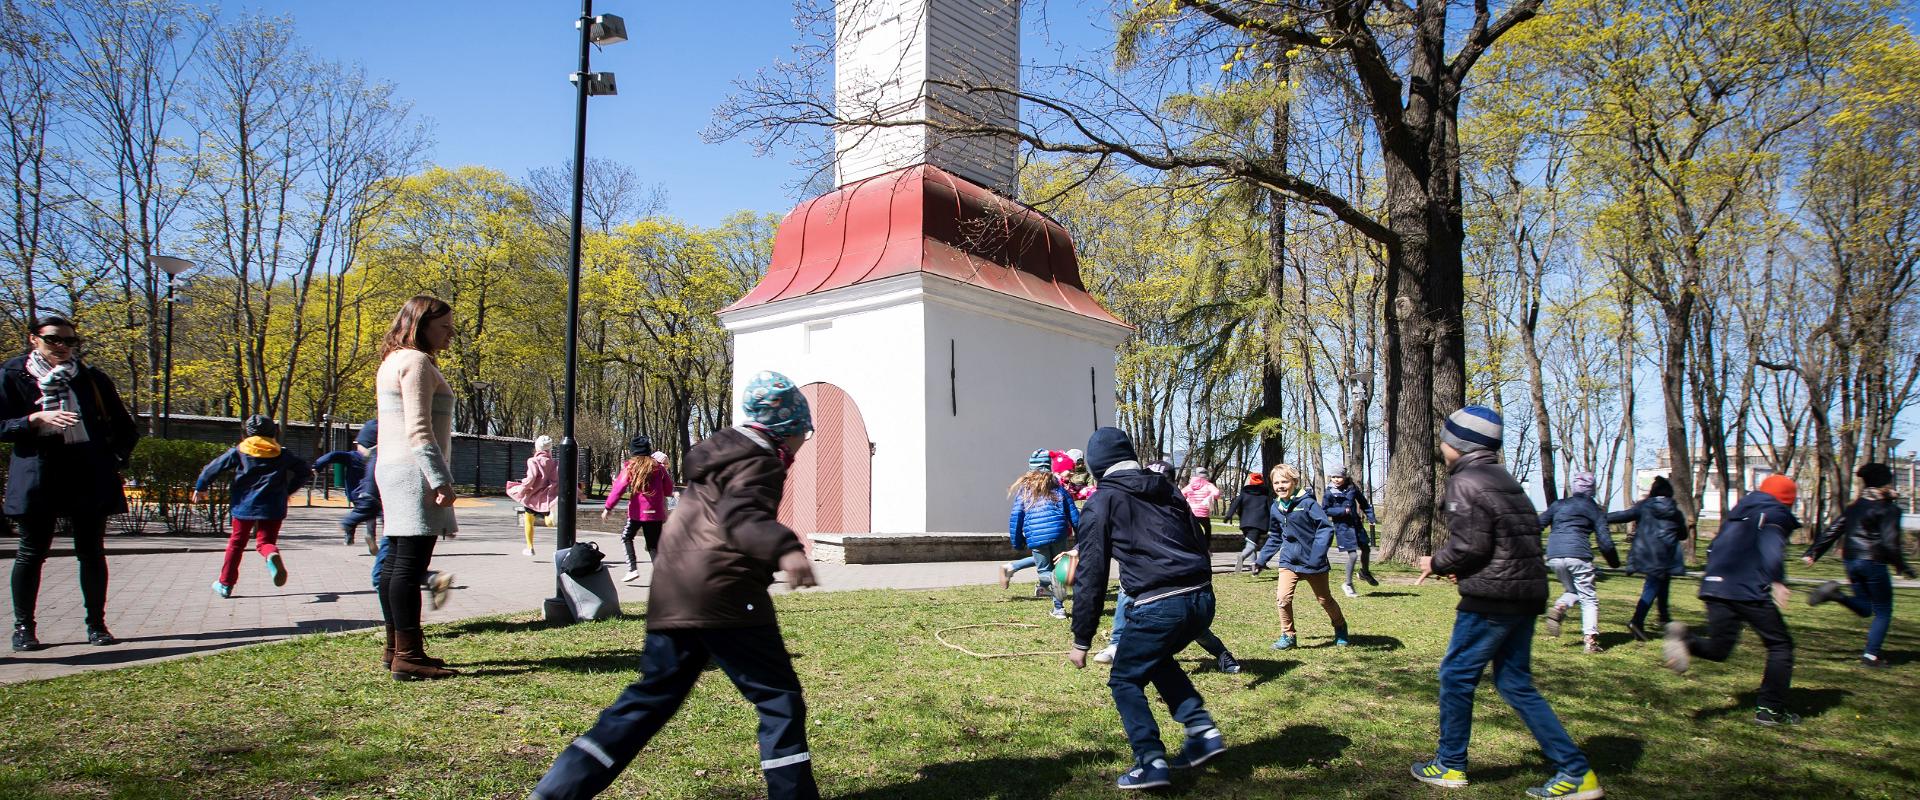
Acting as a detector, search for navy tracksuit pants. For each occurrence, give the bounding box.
[532,625,817,800]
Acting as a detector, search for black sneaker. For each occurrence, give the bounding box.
[11,626,42,652]
[1216,650,1241,674]
[341,524,356,545]
[86,628,117,646]
[1360,569,1379,587]
[1753,707,1800,726]
[1627,622,1649,642]
[1808,580,1845,607]
[1861,654,1889,669]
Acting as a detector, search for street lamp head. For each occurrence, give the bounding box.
[149,255,194,276]
[589,14,628,46]
[570,71,618,96]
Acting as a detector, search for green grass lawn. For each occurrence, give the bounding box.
[2,569,1916,800]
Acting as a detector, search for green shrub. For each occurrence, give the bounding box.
[121,438,232,536]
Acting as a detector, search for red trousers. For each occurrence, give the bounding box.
[218,518,283,587]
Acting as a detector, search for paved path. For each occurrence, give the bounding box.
[0,499,1015,684]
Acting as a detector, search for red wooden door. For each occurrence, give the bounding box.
[778,382,873,538]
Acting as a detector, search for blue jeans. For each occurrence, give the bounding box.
[1631,573,1671,628]
[1107,588,1217,767]
[1113,590,1226,656]
[1029,541,1068,609]
[1435,611,1589,776]
[533,626,817,800]
[1838,559,1895,657]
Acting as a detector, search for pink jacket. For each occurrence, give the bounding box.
[1182,478,1221,518]
[504,451,559,513]
[606,461,675,522]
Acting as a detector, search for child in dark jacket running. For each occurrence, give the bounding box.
[1665,475,1800,726]
[1538,471,1619,653]
[1069,427,1225,790]
[193,415,313,598]
[1223,474,1271,572]
[1003,449,1079,618]
[1608,475,1687,641]
[1413,406,1600,799]
[1806,462,1918,667]
[1324,466,1378,595]
[313,444,370,545]
[532,371,820,800]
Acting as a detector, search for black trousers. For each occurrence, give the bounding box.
[533,625,817,800]
[11,514,109,630]
[1689,597,1794,711]
[377,535,437,634]
[620,519,663,570]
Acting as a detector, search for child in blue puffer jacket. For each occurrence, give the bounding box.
[193,415,312,598]
[1003,449,1080,618]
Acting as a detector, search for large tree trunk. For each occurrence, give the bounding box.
[1259,64,1292,473]
[1659,302,1697,556]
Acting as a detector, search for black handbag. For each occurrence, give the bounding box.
[555,541,606,576]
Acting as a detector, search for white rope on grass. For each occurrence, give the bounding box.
[935,622,1073,659]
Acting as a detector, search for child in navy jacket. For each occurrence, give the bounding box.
[194,415,312,597]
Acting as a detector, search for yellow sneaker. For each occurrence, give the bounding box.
[1411,758,1469,789]
[1526,770,1603,799]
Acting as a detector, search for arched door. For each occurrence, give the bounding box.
[778,382,873,538]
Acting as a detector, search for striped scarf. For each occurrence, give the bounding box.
[24,351,88,444]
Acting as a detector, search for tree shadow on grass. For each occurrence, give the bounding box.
[1238,658,1300,690]
[1692,688,1852,722]
[1594,631,1640,649]
[1203,725,1354,781]
[834,747,1119,800]
[1583,734,1645,773]
[436,616,576,639]
[461,649,639,677]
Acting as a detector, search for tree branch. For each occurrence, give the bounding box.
[1450,0,1544,84]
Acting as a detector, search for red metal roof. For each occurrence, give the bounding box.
[724,164,1128,327]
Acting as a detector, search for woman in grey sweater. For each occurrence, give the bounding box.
[374,295,460,681]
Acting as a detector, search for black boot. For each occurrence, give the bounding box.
[86,626,117,646]
[12,625,42,652]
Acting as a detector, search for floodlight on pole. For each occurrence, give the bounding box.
[547,0,623,625]
[148,255,195,439]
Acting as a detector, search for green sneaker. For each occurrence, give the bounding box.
[1525,770,1603,798]
[1410,757,1468,789]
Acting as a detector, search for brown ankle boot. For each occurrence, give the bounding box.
[390,629,458,681]
[381,624,395,669]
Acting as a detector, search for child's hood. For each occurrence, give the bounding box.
[239,436,282,458]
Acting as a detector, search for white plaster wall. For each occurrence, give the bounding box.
[920,295,1122,532]
[729,300,931,533]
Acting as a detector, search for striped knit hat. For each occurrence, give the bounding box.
[1441,405,1503,453]
[1028,449,1052,470]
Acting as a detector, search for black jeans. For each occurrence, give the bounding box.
[11,514,109,630]
[621,519,663,570]
[377,536,437,634]
[533,626,817,800]
[1689,597,1794,711]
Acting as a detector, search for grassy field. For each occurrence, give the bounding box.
[1,567,1915,800]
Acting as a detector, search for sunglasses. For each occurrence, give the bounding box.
[34,334,83,347]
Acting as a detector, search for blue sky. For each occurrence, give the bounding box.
[240,1,1117,227]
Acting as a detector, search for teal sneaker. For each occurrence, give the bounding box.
[1333,628,1350,646]
[266,552,288,587]
[211,581,232,599]
[1271,635,1296,650]
[1410,757,1468,789]
[1525,770,1603,798]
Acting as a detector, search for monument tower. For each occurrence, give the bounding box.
[719,0,1131,537]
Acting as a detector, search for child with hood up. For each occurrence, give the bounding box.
[1181,468,1222,521]
[194,414,313,598]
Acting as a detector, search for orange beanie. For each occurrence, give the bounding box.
[1758,474,1797,506]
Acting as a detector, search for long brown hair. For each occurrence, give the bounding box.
[381,295,453,358]
[625,454,659,501]
[1007,469,1060,507]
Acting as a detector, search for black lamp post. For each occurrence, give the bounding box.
[148,255,194,439]
[547,1,625,624]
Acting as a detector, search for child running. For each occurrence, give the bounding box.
[1222,472,1271,572]
[193,414,313,598]
[506,435,558,557]
[1323,466,1379,595]
[1806,462,1917,668]
[1538,471,1619,653]
[604,433,674,583]
[313,439,370,546]
[1069,427,1225,790]
[1413,406,1601,799]
[1664,475,1802,726]
[1002,449,1078,619]
[531,370,820,800]
[1262,464,1348,649]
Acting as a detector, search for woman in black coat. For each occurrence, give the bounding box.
[1606,475,1687,642]
[1,316,138,651]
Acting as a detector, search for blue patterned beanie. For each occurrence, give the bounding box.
[742,371,812,437]
[1028,449,1051,470]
